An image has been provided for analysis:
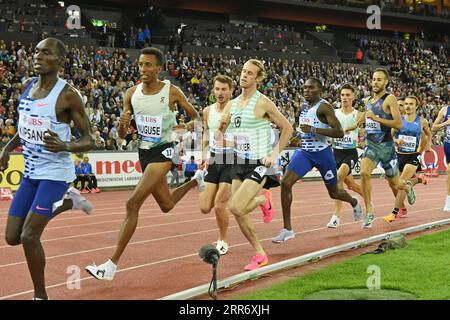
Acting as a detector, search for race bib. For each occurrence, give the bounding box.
[334,133,356,149]
[398,134,417,153]
[18,113,51,145]
[235,134,252,157]
[161,147,174,159]
[135,115,162,143]
[365,118,381,134]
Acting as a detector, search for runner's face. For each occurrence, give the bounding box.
[404,98,417,115]
[239,62,260,88]
[340,89,354,108]
[371,71,387,94]
[213,81,231,104]
[303,80,320,103]
[138,54,162,84]
[33,40,61,75]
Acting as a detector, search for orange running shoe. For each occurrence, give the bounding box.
[383,212,397,224]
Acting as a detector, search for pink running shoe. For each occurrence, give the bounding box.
[244,253,268,271]
[260,190,275,223]
[397,208,408,218]
[80,189,89,194]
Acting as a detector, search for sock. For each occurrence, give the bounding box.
[392,208,399,216]
[107,259,117,271]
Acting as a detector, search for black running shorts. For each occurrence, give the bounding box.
[231,157,280,189]
[138,142,177,172]
[397,153,422,173]
[204,152,234,184]
[333,148,359,175]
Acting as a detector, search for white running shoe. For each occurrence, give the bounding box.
[327,215,340,228]
[216,240,229,255]
[64,187,93,214]
[193,169,205,192]
[85,259,117,281]
[272,228,295,243]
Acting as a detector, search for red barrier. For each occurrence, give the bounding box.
[421,146,447,173]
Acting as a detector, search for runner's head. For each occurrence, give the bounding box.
[213,74,233,104]
[240,59,265,89]
[139,47,164,84]
[404,95,419,115]
[397,97,405,115]
[33,38,67,76]
[340,83,356,108]
[303,77,322,104]
[371,68,389,94]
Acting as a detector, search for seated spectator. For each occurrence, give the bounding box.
[116,137,127,151]
[73,158,88,191]
[127,133,139,151]
[184,155,198,182]
[81,156,100,193]
[94,131,105,150]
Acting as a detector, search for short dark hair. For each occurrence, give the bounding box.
[140,47,164,66]
[308,77,323,91]
[44,37,67,57]
[374,68,389,80]
[213,74,233,89]
[397,96,405,101]
[340,83,355,93]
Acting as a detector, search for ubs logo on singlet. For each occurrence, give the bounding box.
[160,97,165,104]
[234,116,241,128]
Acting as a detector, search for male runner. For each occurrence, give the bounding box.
[272,78,361,243]
[359,68,402,228]
[1,38,94,300]
[327,83,364,228]
[383,95,430,223]
[86,47,202,280]
[219,59,293,270]
[199,75,234,254]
